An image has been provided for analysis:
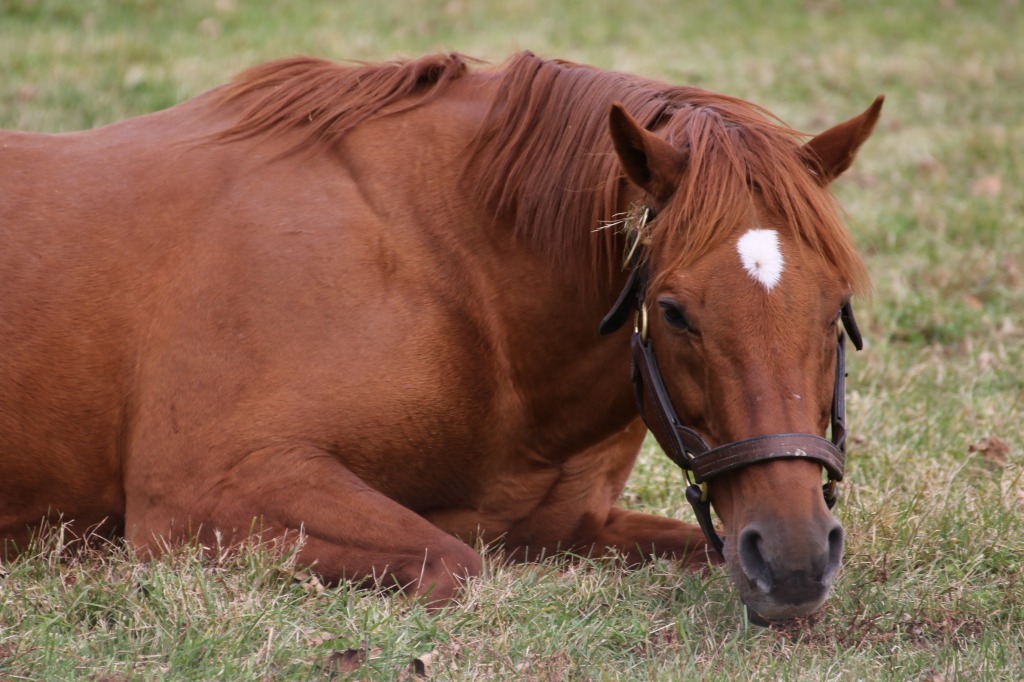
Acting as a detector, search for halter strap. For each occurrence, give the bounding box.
[630,327,849,484]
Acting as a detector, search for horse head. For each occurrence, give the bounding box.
[605,95,882,621]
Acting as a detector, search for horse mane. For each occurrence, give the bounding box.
[207,51,867,293]
[209,52,473,147]
[467,52,868,293]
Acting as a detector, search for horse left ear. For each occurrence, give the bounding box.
[608,103,687,201]
[802,95,884,185]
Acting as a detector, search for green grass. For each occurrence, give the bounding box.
[2,0,1023,679]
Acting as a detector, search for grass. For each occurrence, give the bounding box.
[2,0,1023,679]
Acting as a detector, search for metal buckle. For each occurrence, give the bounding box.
[684,469,709,502]
[823,478,838,509]
[634,303,649,342]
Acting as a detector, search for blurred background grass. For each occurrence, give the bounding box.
[1,0,1022,678]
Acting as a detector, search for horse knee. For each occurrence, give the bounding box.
[407,542,482,608]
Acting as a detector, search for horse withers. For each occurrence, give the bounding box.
[0,52,880,622]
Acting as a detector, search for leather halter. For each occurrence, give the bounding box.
[599,213,863,557]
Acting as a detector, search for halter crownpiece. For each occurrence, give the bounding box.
[599,207,862,557]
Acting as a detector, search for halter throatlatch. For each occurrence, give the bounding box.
[599,208,862,558]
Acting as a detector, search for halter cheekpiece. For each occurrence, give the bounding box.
[598,207,863,557]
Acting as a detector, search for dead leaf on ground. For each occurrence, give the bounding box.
[410,649,438,678]
[320,641,384,674]
[304,631,340,648]
[977,350,995,372]
[406,644,462,679]
[916,155,946,177]
[291,569,325,594]
[970,174,1002,197]
[968,435,1010,469]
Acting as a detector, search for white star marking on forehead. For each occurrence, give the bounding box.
[736,229,784,291]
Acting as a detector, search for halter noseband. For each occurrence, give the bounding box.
[599,210,863,558]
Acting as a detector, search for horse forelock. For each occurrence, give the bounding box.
[465,52,868,296]
[649,102,870,296]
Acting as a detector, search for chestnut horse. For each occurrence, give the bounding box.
[0,52,880,621]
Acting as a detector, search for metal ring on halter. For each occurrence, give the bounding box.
[683,468,710,502]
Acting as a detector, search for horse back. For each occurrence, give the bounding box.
[0,89,502,541]
[0,101,246,540]
[0,70,637,551]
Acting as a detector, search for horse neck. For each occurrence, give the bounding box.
[387,73,635,327]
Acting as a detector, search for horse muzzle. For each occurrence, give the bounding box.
[732,512,844,622]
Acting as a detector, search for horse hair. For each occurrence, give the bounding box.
[211,51,868,293]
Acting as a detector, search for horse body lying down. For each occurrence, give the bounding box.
[0,52,880,621]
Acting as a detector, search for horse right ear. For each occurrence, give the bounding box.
[608,103,687,202]
[802,95,884,185]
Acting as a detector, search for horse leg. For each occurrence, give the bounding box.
[125,445,482,607]
[589,506,718,566]
[502,420,719,566]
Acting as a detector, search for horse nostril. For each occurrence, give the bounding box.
[809,521,844,582]
[738,526,772,593]
[824,523,844,581]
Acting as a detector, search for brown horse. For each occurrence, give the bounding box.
[0,52,880,621]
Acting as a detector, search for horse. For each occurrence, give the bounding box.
[0,51,881,622]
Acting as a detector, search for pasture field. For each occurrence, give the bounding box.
[1,0,1022,679]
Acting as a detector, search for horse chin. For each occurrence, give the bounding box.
[740,591,829,625]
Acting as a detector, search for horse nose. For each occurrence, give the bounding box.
[737,518,844,610]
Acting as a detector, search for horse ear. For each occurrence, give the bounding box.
[802,95,884,184]
[608,103,687,201]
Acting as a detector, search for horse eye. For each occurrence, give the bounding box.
[831,304,846,330]
[658,300,691,330]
